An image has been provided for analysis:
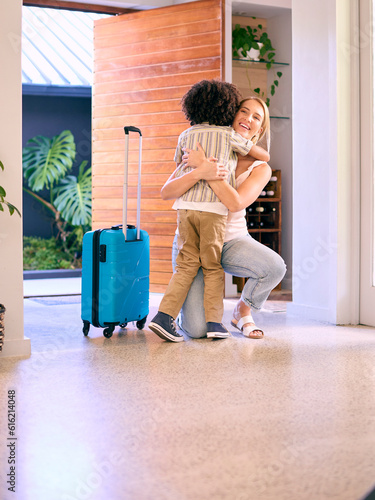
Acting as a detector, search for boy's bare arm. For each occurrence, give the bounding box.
[247,144,270,162]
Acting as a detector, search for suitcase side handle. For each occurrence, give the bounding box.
[124,126,142,136]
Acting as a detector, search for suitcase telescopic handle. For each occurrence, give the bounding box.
[123,126,143,241]
[124,126,142,136]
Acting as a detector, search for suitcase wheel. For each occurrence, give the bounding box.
[120,323,128,329]
[103,325,115,338]
[136,316,147,330]
[82,321,90,336]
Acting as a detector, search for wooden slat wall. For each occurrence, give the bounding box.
[92,0,224,292]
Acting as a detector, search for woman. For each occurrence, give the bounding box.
[161,97,286,339]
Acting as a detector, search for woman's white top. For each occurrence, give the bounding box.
[223,160,265,243]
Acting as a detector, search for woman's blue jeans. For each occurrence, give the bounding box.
[171,233,286,338]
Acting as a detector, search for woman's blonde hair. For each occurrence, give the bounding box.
[239,97,271,152]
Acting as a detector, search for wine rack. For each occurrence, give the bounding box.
[232,169,282,293]
[246,169,281,255]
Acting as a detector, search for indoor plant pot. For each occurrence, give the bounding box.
[237,43,264,61]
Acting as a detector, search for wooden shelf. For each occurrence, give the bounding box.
[232,59,289,68]
[248,228,281,233]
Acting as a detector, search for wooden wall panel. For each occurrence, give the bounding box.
[93,0,224,292]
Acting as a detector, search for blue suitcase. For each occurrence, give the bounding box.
[81,126,149,338]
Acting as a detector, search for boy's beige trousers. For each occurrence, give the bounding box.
[159,209,227,323]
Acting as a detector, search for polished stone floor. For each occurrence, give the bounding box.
[1,290,375,500]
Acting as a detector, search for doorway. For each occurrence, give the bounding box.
[360,0,375,326]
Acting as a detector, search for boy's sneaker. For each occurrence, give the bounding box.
[149,312,184,342]
[206,322,230,339]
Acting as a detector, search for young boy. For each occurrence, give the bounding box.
[149,80,270,342]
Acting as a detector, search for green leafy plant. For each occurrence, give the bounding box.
[23,236,80,270]
[22,130,76,192]
[0,160,21,217]
[22,130,91,268]
[53,160,92,226]
[232,20,283,106]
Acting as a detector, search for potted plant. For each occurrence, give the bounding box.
[232,20,283,106]
[0,160,21,351]
[232,22,264,60]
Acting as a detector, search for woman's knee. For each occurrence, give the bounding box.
[273,253,287,282]
[179,311,206,338]
[178,268,207,338]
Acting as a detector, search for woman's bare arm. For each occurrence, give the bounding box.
[160,161,228,200]
[181,144,272,212]
[209,163,272,212]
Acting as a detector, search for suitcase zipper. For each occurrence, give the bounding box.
[92,229,103,327]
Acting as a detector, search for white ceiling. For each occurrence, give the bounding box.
[232,1,291,18]
[60,0,292,15]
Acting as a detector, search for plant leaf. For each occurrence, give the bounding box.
[53,162,91,226]
[0,160,4,171]
[277,71,283,78]
[1,201,21,217]
[23,130,76,192]
[254,88,260,94]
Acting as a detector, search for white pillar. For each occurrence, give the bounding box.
[0,0,31,357]
[287,0,358,324]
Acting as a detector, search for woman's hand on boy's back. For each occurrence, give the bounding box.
[161,143,227,201]
[182,143,228,181]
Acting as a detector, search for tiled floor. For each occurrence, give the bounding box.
[0,282,375,500]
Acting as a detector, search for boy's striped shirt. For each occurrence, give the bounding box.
[173,123,253,204]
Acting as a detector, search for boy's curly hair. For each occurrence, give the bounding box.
[181,79,242,126]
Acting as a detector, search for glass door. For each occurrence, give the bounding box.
[360,0,375,326]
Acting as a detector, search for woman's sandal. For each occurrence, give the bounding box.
[231,315,264,339]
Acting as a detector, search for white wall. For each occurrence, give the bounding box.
[0,0,31,358]
[288,0,338,323]
[287,0,356,324]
